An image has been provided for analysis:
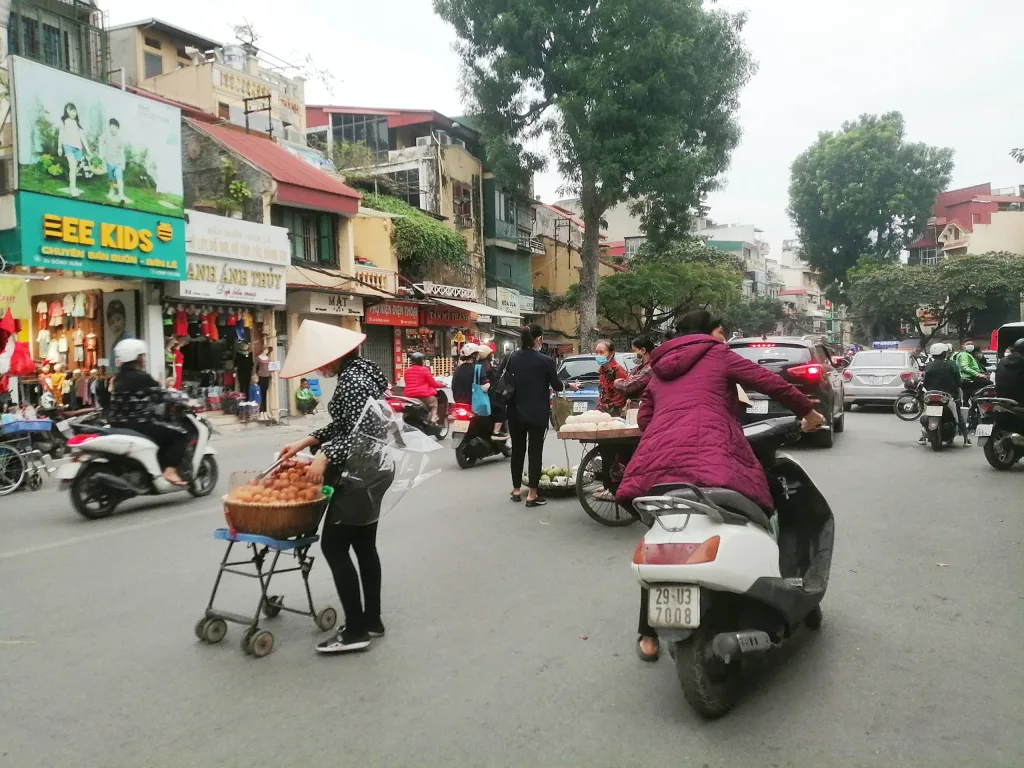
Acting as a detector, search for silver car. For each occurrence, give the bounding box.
[843,349,917,406]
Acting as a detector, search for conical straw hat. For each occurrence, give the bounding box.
[279,319,366,379]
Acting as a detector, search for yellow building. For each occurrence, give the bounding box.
[109,19,306,145]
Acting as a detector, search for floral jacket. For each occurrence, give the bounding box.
[597,360,628,414]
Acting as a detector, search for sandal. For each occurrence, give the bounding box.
[592,489,615,502]
[510,491,522,503]
[525,497,548,508]
[636,636,660,662]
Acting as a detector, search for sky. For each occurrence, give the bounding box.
[102,0,1024,256]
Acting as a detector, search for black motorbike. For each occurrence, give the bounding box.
[919,390,960,451]
[386,391,449,440]
[975,396,1024,470]
[452,405,510,469]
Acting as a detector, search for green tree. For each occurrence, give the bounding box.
[788,112,954,301]
[434,0,754,350]
[847,253,1024,345]
[566,261,739,337]
[1011,147,1023,164]
[634,237,745,274]
[720,296,785,337]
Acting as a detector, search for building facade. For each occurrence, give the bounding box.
[908,183,1024,264]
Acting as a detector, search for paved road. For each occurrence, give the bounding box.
[1,410,1021,767]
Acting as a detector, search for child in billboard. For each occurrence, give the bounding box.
[57,103,91,198]
[99,118,130,204]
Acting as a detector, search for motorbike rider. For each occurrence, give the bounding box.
[107,338,189,486]
[403,352,446,423]
[995,339,1024,429]
[954,340,989,405]
[450,343,479,408]
[920,342,969,446]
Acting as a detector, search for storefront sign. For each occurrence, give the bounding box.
[290,291,364,317]
[167,253,286,305]
[519,294,535,313]
[364,300,419,327]
[393,327,405,381]
[420,306,470,327]
[476,315,493,324]
[186,211,290,267]
[13,57,184,218]
[14,192,185,280]
[489,286,520,315]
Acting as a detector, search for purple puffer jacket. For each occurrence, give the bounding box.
[616,335,816,511]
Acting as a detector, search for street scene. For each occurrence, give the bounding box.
[1,0,1023,766]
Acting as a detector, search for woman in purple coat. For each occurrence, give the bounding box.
[618,311,824,661]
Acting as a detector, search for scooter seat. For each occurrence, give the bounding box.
[649,484,771,531]
[81,425,151,441]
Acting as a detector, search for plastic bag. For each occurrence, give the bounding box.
[471,364,491,417]
[325,398,441,526]
[550,393,573,430]
[8,342,34,377]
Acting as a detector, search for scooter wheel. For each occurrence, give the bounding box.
[804,605,823,630]
[674,625,743,720]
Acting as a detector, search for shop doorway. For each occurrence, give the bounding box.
[363,324,394,382]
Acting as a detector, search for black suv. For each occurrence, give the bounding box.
[727,336,845,448]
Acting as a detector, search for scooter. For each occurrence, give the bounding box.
[975,396,1024,470]
[452,404,511,468]
[919,390,960,451]
[631,417,833,719]
[386,390,450,440]
[57,393,218,519]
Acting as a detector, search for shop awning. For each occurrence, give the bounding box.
[431,297,520,320]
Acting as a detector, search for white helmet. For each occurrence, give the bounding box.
[929,342,950,357]
[114,338,147,366]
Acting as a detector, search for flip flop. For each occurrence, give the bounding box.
[636,637,660,662]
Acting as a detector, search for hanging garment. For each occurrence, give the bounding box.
[36,300,48,327]
[206,311,220,341]
[49,300,63,327]
[72,292,87,318]
[173,308,188,337]
[86,292,98,319]
[46,339,61,364]
[36,328,51,351]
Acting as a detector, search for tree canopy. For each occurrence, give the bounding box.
[847,252,1024,344]
[788,112,954,301]
[433,0,754,349]
[720,295,786,337]
[633,237,744,274]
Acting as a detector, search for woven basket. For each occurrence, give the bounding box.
[223,496,328,539]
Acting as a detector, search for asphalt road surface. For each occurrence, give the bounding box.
[1,410,1021,767]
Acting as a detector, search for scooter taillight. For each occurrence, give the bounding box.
[926,393,948,403]
[451,405,472,420]
[386,399,405,412]
[66,434,99,448]
[633,536,720,565]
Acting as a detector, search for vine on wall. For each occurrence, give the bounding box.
[361,192,468,273]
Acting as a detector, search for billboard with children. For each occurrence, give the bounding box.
[12,57,184,218]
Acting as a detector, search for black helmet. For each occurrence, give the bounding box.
[1011,338,1024,354]
[410,352,425,363]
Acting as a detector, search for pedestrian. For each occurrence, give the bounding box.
[595,339,628,417]
[505,323,578,507]
[277,320,393,654]
[617,310,823,662]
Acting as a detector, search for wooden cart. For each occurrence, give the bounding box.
[557,425,641,527]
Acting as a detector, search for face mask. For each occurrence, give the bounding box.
[635,354,645,365]
[964,345,975,352]
[595,355,608,366]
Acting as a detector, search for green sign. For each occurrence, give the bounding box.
[12,191,185,280]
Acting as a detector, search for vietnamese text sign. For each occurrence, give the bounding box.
[13,57,184,217]
[168,253,285,305]
[364,300,419,327]
[186,211,290,267]
[291,291,364,317]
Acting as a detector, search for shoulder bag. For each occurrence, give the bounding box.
[491,352,516,406]
[471,364,492,417]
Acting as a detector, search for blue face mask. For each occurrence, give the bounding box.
[595,355,608,366]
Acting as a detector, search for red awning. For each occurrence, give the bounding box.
[276,183,359,216]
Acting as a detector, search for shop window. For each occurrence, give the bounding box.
[272,206,338,266]
[218,102,231,120]
[144,51,163,79]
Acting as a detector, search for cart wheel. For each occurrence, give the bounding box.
[316,606,338,632]
[263,595,284,619]
[27,471,43,491]
[575,446,638,528]
[194,618,209,640]
[240,628,257,655]
[247,630,274,658]
[199,617,227,644]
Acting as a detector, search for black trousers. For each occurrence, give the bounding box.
[320,522,381,636]
[638,587,656,639]
[509,418,546,489]
[131,422,188,470]
[258,376,271,413]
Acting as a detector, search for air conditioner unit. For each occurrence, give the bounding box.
[435,130,452,145]
[416,135,432,147]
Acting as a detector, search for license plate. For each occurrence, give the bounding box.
[572,401,589,413]
[925,405,944,416]
[869,376,884,385]
[975,423,993,438]
[648,586,700,628]
[747,400,769,415]
[452,420,469,433]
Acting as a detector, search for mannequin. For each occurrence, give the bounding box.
[50,363,66,407]
[255,346,272,420]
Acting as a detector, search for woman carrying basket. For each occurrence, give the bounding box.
[278,320,392,655]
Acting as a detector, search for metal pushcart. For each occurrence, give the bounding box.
[558,427,641,527]
[0,419,55,495]
[195,528,338,658]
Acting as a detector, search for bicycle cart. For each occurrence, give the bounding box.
[0,419,55,495]
[558,425,641,527]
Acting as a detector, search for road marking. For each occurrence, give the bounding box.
[0,505,219,562]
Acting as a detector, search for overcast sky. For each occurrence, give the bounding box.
[103,0,1024,255]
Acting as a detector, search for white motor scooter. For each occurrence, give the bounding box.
[57,394,218,519]
[631,417,834,719]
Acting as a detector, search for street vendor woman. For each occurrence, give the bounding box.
[277,320,393,655]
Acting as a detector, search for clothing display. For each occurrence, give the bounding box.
[36,301,48,327]
[85,333,98,369]
[72,328,84,363]
[48,300,63,327]
[86,292,98,319]
[73,292,87,318]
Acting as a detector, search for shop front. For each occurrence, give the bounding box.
[362,300,421,383]
[164,211,289,417]
[417,304,473,377]
[0,191,186,407]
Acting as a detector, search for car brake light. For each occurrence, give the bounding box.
[787,364,821,381]
[749,343,776,348]
[899,371,913,381]
[67,434,98,447]
[386,399,405,412]
[842,370,853,382]
[632,536,720,565]
[452,405,471,420]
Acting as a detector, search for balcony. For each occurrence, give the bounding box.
[455,214,474,230]
[416,281,479,302]
[8,0,109,82]
[518,234,545,254]
[354,264,397,295]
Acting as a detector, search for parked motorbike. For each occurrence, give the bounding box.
[963,380,993,432]
[386,390,450,440]
[893,373,923,421]
[57,393,218,519]
[974,396,1024,470]
[630,417,833,719]
[919,390,961,451]
[451,404,511,468]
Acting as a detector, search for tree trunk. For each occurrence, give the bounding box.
[578,167,603,353]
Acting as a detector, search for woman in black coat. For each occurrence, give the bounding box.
[505,324,576,507]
